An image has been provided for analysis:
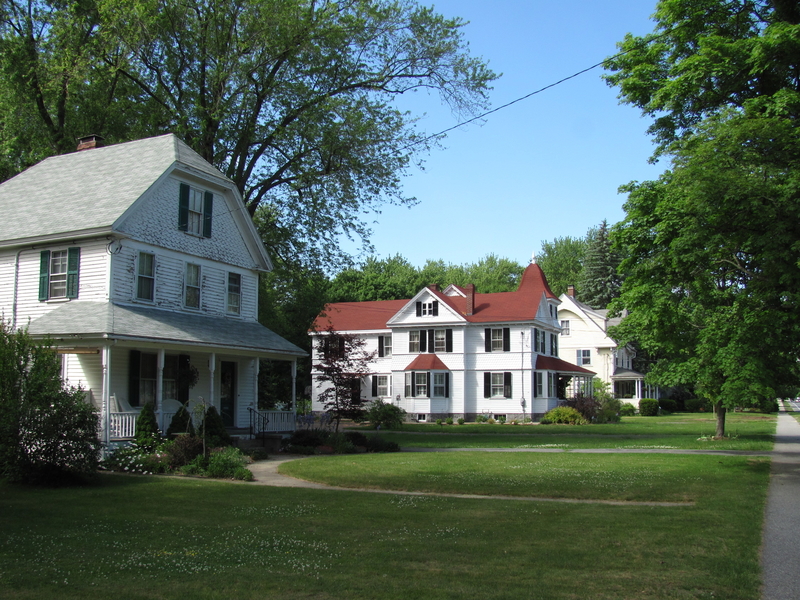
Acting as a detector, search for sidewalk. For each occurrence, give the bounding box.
[761,408,800,600]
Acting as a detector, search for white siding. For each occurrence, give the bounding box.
[11,239,109,326]
[117,175,259,270]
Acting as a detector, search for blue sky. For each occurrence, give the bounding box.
[346,0,665,269]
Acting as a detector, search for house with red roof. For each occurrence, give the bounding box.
[311,261,595,421]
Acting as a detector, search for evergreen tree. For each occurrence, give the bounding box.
[578,220,622,309]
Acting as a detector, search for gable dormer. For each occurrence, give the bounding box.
[387,286,466,326]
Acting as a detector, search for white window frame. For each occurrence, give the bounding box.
[415,372,428,397]
[185,263,201,309]
[49,250,68,299]
[433,372,447,397]
[560,320,570,335]
[491,328,504,351]
[227,272,241,315]
[409,330,420,353]
[187,187,205,235]
[376,375,390,397]
[577,349,591,365]
[434,329,447,353]
[137,252,155,301]
[420,302,434,316]
[383,335,392,357]
[490,372,505,398]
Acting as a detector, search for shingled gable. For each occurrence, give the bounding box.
[0,134,270,270]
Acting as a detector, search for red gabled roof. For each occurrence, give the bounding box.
[404,354,451,371]
[536,355,595,375]
[313,263,559,331]
[312,299,407,332]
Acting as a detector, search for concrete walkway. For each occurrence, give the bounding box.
[761,408,800,600]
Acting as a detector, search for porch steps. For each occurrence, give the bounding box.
[228,428,284,454]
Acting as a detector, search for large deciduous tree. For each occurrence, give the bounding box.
[0,0,497,267]
[605,0,800,436]
[535,232,592,297]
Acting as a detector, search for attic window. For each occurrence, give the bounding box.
[416,300,438,317]
[178,183,213,237]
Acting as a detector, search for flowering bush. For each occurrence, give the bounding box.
[1,320,100,484]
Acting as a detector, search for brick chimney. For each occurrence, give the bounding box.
[76,135,104,151]
[429,284,439,292]
[465,284,475,316]
[567,285,575,298]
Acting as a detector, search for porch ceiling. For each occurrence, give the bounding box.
[27,301,306,358]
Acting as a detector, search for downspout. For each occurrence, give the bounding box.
[12,247,25,329]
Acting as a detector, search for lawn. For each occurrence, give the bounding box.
[363,412,775,451]
[0,450,770,600]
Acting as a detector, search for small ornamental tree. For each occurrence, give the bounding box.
[134,402,161,452]
[314,325,376,432]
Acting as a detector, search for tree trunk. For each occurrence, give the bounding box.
[715,401,726,438]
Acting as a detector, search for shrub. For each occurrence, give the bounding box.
[135,402,162,452]
[180,454,208,475]
[234,466,254,481]
[595,396,622,423]
[754,398,779,413]
[245,448,269,461]
[344,431,368,447]
[327,433,356,454]
[445,417,453,425]
[487,417,496,424]
[286,429,328,448]
[166,404,195,437]
[205,447,249,479]
[639,398,659,416]
[542,406,587,425]
[201,406,232,448]
[164,434,204,469]
[365,399,406,430]
[685,398,710,413]
[475,414,488,423]
[436,418,443,426]
[457,417,465,425]
[497,415,506,424]
[364,436,400,452]
[619,403,637,416]
[659,398,678,413]
[564,394,600,421]
[102,443,156,475]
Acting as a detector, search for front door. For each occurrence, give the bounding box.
[220,361,236,427]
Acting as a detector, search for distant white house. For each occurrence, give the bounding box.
[557,286,659,402]
[310,263,594,421]
[0,134,305,443]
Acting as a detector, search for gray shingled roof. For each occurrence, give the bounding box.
[26,301,306,357]
[0,134,229,245]
[611,367,645,379]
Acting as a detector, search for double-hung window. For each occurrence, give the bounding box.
[378,335,392,357]
[227,273,241,315]
[560,320,570,335]
[137,252,155,301]
[38,248,80,301]
[409,331,421,353]
[484,372,512,398]
[415,301,438,317]
[577,349,591,365]
[185,264,201,309]
[405,372,429,397]
[550,333,558,356]
[433,373,449,397]
[534,372,543,397]
[178,183,213,237]
[372,375,390,397]
[485,328,510,352]
[434,329,447,352]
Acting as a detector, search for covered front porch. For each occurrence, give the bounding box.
[612,367,660,402]
[28,301,307,444]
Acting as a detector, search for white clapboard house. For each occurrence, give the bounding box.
[0,134,305,444]
[311,262,595,421]
[557,287,659,403]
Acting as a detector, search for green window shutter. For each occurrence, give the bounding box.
[203,191,213,238]
[129,350,141,408]
[38,250,50,301]
[178,183,190,231]
[66,247,80,298]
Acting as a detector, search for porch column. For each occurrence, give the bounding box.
[291,359,297,413]
[156,349,165,430]
[208,353,216,408]
[252,358,259,410]
[101,344,111,447]
[637,379,643,400]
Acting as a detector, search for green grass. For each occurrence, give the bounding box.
[363,412,775,451]
[0,454,769,600]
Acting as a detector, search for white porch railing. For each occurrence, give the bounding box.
[248,409,296,436]
[109,412,137,439]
